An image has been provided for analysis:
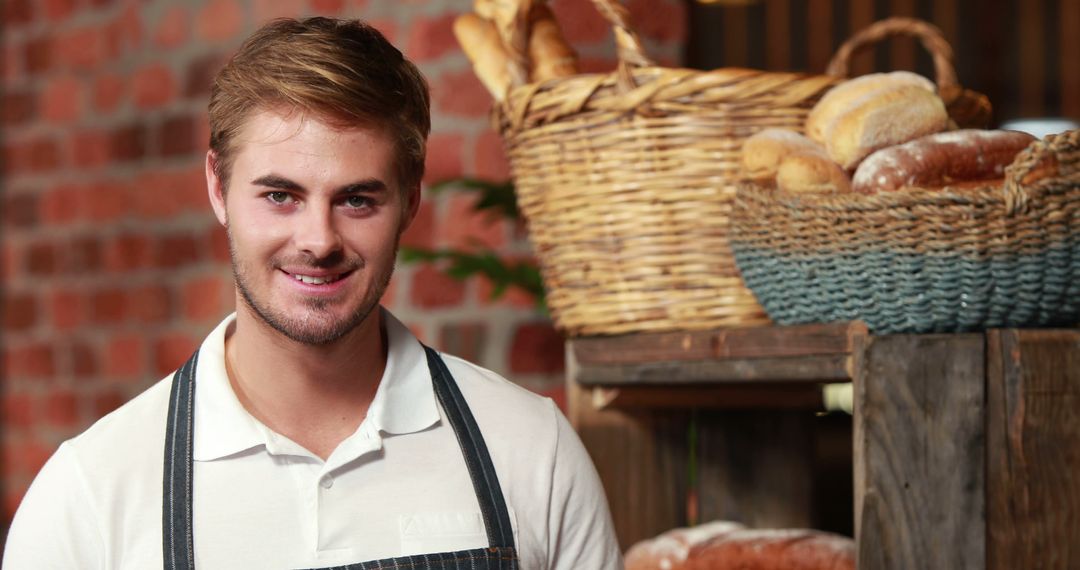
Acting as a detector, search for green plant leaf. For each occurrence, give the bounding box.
[400,246,546,310]
[428,177,520,221]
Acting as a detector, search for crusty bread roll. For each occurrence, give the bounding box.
[527,3,577,82]
[624,522,855,570]
[806,71,936,144]
[742,128,827,182]
[453,13,522,101]
[825,84,949,170]
[777,152,852,193]
[852,129,1036,193]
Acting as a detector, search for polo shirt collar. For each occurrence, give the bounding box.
[192,308,440,462]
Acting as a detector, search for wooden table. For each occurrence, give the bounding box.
[567,324,1080,568]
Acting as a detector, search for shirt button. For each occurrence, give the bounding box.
[320,475,333,489]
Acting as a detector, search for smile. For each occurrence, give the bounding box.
[287,271,350,285]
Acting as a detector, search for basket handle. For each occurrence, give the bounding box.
[504,0,654,89]
[825,17,959,92]
[1003,129,1080,214]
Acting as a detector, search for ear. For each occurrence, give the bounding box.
[399,182,423,232]
[205,151,228,226]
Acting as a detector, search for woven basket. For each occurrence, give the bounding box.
[496,0,836,336]
[732,128,1080,333]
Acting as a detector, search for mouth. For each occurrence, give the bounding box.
[282,269,355,286]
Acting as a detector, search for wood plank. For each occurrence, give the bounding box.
[722,3,750,67]
[847,0,877,77]
[1018,0,1046,117]
[889,0,918,71]
[986,329,1080,568]
[565,346,688,550]
[1061,0,1080,119]
[589,384,826,410]
[696,410,816,529]
[807,0,833,72]
[854,334,985,570]
[571,321,866,365]
[765,0,791,71]
[575,354,853,385]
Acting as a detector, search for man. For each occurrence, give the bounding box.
[4,17,621,569]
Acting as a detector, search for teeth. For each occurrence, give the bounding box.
[293,273,339,285]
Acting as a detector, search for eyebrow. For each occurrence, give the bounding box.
[250,174,390,195]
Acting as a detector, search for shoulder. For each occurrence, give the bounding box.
[439,352,560,434]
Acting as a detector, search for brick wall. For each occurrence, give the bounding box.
[0,0,686,522]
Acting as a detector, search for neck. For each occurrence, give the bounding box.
[223,299,387,459]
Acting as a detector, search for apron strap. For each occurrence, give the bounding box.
[423,346,517,550]
[163,350,199,570]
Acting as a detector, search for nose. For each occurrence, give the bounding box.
[292,202,343,260]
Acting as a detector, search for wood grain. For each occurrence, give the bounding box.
[986,329,1080,569]
[854,334,986,570]
[575,355,853,385]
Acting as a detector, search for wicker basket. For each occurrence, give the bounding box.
[495,0,836,336]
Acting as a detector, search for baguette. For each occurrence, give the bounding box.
[806,71,936,144]
[527,3,577,82]
[852,129,1036,193]
[825,84,949,170]
[453,13,521,101]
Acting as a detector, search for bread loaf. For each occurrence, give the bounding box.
[453,13,523,101]
[852,129,1037,193]
[777,152,852,193]
[625,522,855,570]
[527,4,577,82]
[742,129,827,182]
[806,71,936,144]
[825,84,949,170]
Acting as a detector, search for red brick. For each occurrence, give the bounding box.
[42,0,75,22]
[4,42,22,82]
[3,89,36,126]
[43,390,79,428]
[4,292,38,331]
[24,36,53,75]
[208,224,231,263]
[30,137,62,172]
[26,241,58,276]
[443,193,507,249]
[183,274,227,322]
[3,0,34,26]
[155,233,201,269]
[196,0,242,42]
[104,233,153,272]
[423,133,465,185]
[5,192,39,229]
[49,288,85,331]
[93,72,127,114]
[551,0,611,44]
[3,393,37,431]
[438,322,487,363]
[509,321,565,374]
[91,289,127,324]
[576,56,618,75]
[157,113,198,157]
[132,170,184,219]
[154,5,190,49]
[71,341,98,378]
[40,75,81,123]
[132,63,177,110]
[55,25,105,71]
[154,332,199,375]
[40,182,85,225]
[105,333,145,379]
[3,243,19,281]
[253,0,306,25]
[309,0,346,13]
[107,4,143,56]
[366,19,398,45]
[538,385,567,413]
[409,265,467,308]
[400,199,435,249]
[65,235,103,274]
[185,53,226,98]
[93,390,128,418]
[2,439,53,481]
[4,343,57,378]
[433,69,494,118]
[129,284,173,324]
[474,130,511,181]
[626,0,686,43]
[71,129,111,169]
[109,122,148,162]
[476,273,541,309]
[407,13,459,62]
[87,178,131,222]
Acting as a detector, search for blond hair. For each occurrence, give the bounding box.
[208,17,431,193]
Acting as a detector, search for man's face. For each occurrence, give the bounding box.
[207,108,418,345]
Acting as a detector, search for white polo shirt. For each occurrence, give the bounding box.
[3,310,622,569]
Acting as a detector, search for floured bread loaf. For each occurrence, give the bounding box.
[742,129,827,182]
[806,71,936,143]
[825,84,949,170]
[852,129,1036,193]
[625,522,856,570]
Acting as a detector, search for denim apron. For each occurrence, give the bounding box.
[162,346,520,569]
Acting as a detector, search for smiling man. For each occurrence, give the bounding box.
[3,17,621,570]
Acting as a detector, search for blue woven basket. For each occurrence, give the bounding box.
[730,130,1080,334]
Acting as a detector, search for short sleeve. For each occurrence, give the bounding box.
[3,442,106,569]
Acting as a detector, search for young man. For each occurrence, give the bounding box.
[3,17,621,569]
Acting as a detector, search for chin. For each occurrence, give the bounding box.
[242,287,382,346]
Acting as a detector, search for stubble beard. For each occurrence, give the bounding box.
[229,231,399,346]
